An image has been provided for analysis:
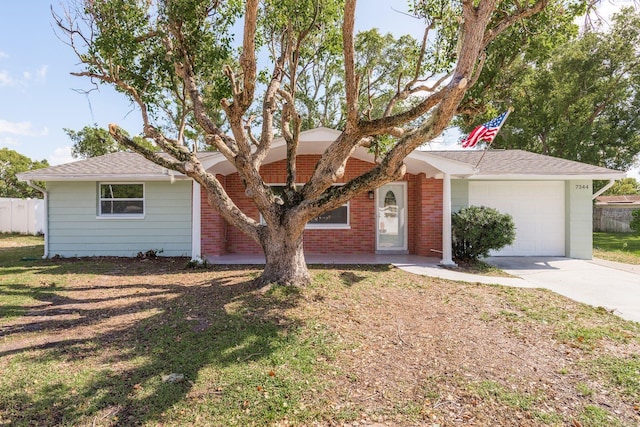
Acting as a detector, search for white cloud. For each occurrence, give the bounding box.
[0,51,7,59]
[0,135,20,147]
[0,65,48,87]
[0,70,14,86]
[49,146,74,166]
[36,65,48,80]
[0,119,48,136]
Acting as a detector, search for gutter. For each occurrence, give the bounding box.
[592,179,617,201]
[24,180,48,258]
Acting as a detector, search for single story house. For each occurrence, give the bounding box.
[593,195,640,233]
[18,127,625,264]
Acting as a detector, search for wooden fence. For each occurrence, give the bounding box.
[593,206,638,233]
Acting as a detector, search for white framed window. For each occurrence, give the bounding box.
[98,183,145,218]
[265,184,350,229]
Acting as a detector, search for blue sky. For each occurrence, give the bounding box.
[1,0,637,178]
[0,0,433,165]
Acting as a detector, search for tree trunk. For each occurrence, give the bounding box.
[257,224,311,287]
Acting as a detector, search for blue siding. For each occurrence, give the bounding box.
[47,180,192,257]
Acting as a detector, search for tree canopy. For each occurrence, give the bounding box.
[0,148,48,199]
[459,7,640,171]
[54,0,583,285]
[65,125,159,158]
[603,177,640,195]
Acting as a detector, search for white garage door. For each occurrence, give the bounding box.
[468,181,565,256]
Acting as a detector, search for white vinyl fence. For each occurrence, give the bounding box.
[0,198,45,235]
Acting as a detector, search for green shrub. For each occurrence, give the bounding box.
[452,206,516,261]
[630,210,640,234]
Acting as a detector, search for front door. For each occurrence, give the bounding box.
[376,183,407,252]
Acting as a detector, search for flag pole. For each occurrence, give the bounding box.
[474,106,514,169]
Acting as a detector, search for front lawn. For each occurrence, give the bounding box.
[1,234,640,426]
[593,232,640,264]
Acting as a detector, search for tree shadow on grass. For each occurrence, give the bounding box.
[0,265,311,426]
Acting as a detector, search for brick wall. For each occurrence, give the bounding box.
[200,155,444,256]
[201,174,227,256]
[413,174,443,256]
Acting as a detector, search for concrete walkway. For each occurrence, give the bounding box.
[395,257,640,324]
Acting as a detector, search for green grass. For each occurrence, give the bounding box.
[585,355,640,400]
[467,380,540,411]
[0,235,336,426]
[2,234,640,426]
[577,405,624,427]
[593,232,640,264]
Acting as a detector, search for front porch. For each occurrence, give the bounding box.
[204,253,442,266]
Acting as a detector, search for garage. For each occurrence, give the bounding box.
[468,181,565,256]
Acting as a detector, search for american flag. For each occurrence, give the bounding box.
[461,111,509,148]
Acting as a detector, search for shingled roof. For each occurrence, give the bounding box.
[17,151,218,182]
[18,147,625,182]
[595,195,640,206]
[427,149,624,179]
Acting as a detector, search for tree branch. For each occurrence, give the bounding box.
[343,0,359,131]
[483,0,549,48]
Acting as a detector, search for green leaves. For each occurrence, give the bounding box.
[65,125,156,158]
[0,149,48,198]
[460,5,640,172]
[452,206,516,261]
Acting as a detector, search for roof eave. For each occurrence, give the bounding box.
[407,151,477,175]
[17,173,190,182]
[466,172,627,180]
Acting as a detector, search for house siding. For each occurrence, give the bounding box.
[47,180,192,257]
[451,179,469,213]
[200,155,444,257]
[565,180,593,259]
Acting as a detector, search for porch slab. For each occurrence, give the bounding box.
[204,253,442,266]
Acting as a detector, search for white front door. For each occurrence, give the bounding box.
[376,183,408,252]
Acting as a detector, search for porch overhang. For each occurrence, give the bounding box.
[200,128,477,178]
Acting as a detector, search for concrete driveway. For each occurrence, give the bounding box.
[485,257,640,323]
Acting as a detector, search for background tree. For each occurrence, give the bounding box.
[459,8,640,171]
[65,125,122,158]
[0,148,48,198]
[65,125,159,159]
[55,0,578,286]
[603,178,640,195]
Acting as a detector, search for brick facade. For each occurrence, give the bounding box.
[200,155,443,256]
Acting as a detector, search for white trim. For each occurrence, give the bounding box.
[440,173,456,266]
[98,182,145,218]
[20,174,190,182]
[468,173,626,181]
[305,224,351,230]
[95,216,146,220]
[592,179,617,200]
[191,181,202,260]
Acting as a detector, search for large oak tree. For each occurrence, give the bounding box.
[55,0,576,286]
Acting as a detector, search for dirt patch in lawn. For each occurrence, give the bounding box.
[1,255,639,426]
